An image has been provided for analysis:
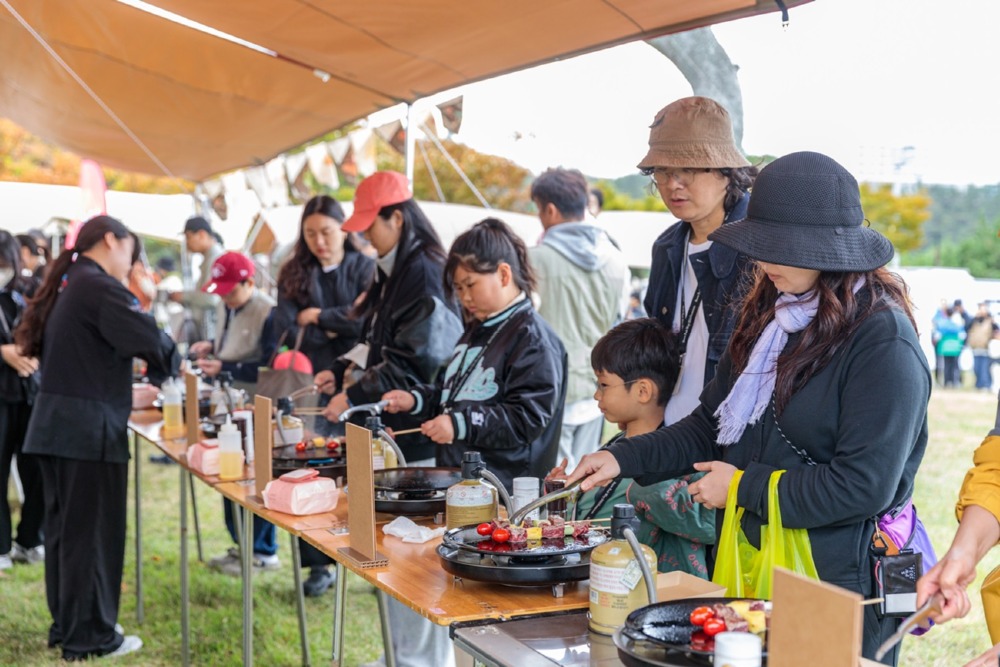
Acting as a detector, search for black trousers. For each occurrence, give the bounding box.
[0,399,43,553]
[38,456,127,660]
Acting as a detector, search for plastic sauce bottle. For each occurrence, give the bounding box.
[588,504,657,635]
[161,378,185,439]
[217,416,244,480]
[445,452,497,529]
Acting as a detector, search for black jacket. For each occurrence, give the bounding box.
[341,241,462,462]
[0,289,38,404]
[409,299,567,493]
[609,303,929,658]
[23,257,180,463]
[273,251,375,373]
[643,192,752,385]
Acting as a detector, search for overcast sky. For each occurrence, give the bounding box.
[383,0,1000,187]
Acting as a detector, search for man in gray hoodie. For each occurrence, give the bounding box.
[529,168,629,470]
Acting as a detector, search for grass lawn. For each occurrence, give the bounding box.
[2,387,999,665]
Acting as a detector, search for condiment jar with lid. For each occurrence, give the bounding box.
[445,452,497,529]
[713,631,762,667]
[512,477,540,522]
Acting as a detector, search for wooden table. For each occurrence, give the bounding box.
[299,511,589,666]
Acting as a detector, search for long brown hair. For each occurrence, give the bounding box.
[277,195,357,306]
[16,215,131,358]
[728,265,917,414]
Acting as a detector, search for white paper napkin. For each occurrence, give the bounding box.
[382,516,445,544]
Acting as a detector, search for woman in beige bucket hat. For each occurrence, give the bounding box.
[639,96,758,426]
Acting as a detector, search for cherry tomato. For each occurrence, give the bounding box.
[689,606,715,626]
[492,528,511,543]
[702,617,727,637]
[476,523,493,536]
[295,441,307,452]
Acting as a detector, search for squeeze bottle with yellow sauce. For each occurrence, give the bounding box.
[217,416,244,481]
[161,378,185,439]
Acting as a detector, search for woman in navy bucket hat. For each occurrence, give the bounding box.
[570,152,929,664]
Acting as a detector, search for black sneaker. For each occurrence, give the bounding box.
[303,567,335,597]
[148,454,175,465]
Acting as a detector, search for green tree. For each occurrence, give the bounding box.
[859,183,930,252]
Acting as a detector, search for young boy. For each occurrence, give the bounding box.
[549,318,716,577]
[189,252,280,575]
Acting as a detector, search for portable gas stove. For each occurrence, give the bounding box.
[373,467,461,516]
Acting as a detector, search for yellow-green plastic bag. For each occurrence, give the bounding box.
[711,470,819,598]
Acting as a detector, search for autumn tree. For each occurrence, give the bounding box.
[859,183,930,253]
[377,137,533,212]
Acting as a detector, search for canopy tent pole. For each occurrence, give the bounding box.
[420,123,490,209]
[404,104,417,187]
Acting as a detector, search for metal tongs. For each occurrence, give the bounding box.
[874,594,942,660]
[509,479,582,526]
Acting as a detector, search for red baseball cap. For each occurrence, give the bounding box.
[202,252,255,295]
[342,171,413,232]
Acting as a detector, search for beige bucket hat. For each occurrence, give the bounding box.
[637,96,750,170]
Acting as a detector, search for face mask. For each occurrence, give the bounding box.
[0,268,14,288]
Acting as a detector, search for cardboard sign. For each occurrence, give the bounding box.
[253,395,273,496]
[769,568,862,667]
[184,371,199,444]
[339,423,387,568]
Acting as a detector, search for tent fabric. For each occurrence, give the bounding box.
[0,0,808,181]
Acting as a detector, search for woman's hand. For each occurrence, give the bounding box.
[297,307,321,327]
[688,461,737,510]
[314,370,336,394]
[322,392,350,422]
[382,390,415,414]
[421,415,454,444]
[565,451,621,492]
[196,358,222,378]
[0,344,38,377]
[545,457,569,482]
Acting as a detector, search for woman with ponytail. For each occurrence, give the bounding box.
[17,216,179,661]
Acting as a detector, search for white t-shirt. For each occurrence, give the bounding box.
[664,240,711,426]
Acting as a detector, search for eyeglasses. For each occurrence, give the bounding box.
[648,167,711,187]
[594,379,640,396]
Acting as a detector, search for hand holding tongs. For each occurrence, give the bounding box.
[874,594,942,660]
[509,479,582,526]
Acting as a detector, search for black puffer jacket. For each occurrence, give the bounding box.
[273,251,375,373]
[341,240,462,462]
[644,192,752,386]
[409,298,567,493]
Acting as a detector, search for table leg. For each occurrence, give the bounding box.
[188,472,204,562]
[376,590,396,667]
[331,562,347,666]
[180,464,190,666]
[290,534,311,666]
[133,433,144,625]
[242,505,253,667]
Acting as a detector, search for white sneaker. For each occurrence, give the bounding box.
[218,552,280,577]
[0,553,12,570]
[106,635,142,658]
[11,543,44,564]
